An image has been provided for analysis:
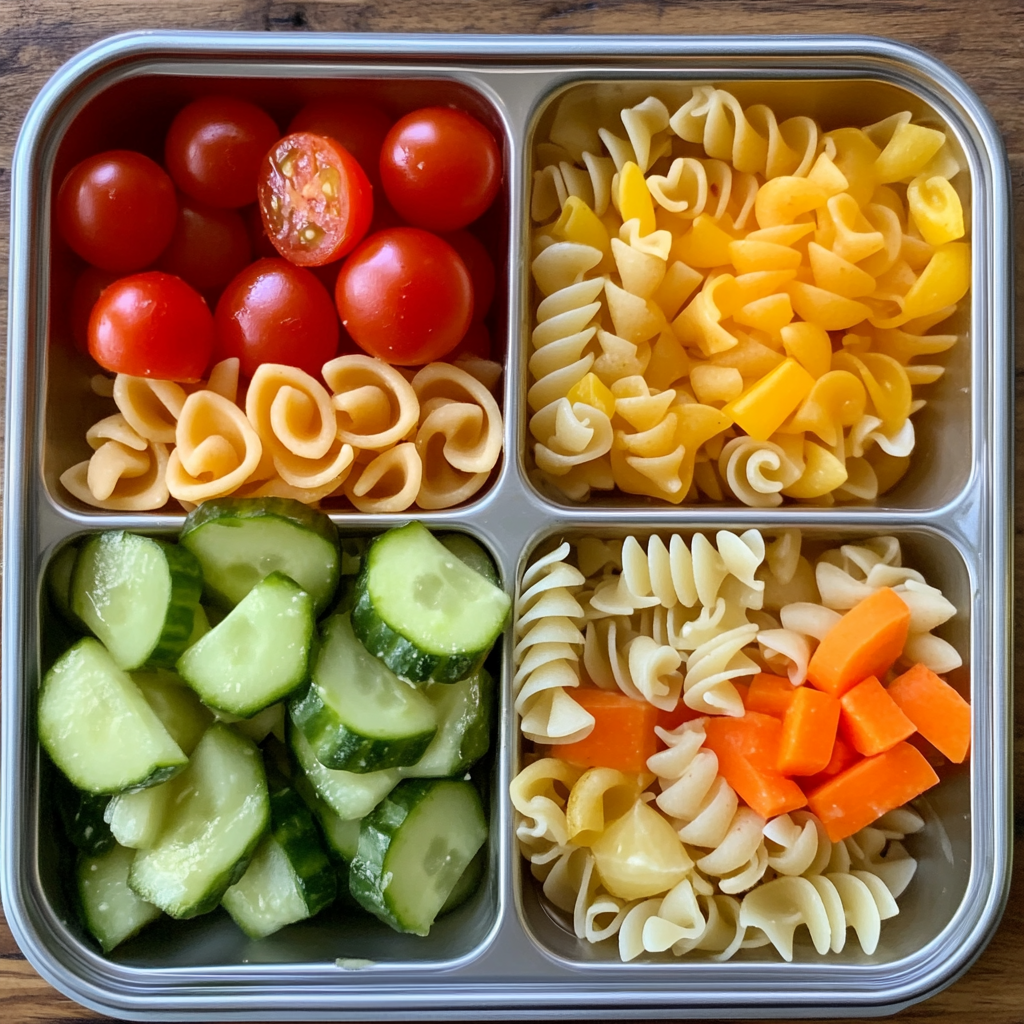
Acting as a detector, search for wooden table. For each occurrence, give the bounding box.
[1,1,1020,1021]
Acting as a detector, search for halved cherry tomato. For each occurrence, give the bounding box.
[443,230,496,321]
[70,266,118,354]
[334,227,472,366]
[214,258,339,378]
[165,96,280,209]
[259,132,374,267]
[88,272,214,381]
[56,151,177,273]
[379,107,501,231]
[287,100,393,192]
[157,196,252,298]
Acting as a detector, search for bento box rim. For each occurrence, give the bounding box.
[3,28,1013,1022]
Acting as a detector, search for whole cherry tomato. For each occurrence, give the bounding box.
[334,227,473,366]
[157,196,252,297]
[88,271,215,381]
[287,100,393,192]
[165,96,280,209]
[379,107,501,231]
[259,132,373,267]
[214,258,339,378]
[443,230,496,321]
[56,151,177,273]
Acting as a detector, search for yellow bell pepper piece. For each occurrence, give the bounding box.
[567,372,616,419]
[553,196,613,262]
[723,357,815,442]
[907,175,965,245]
[781,321,832,378]
[617,161,657,236]
[782,440,848,499]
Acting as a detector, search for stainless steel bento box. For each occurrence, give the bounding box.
[2,32,1012,1020]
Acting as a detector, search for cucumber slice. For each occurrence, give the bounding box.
[78,844,162,953]
[348,778,487,936]
[399,669,492,779]
[439,848,485,917]
[104,781,172,849]
[71,531,203,671]
[55,774,114,856]
[217,701,286,744]
[289,723,399,821]
[47,540,80,623]
[290,612,437,773]
[39,638,187,795]
[129,724,269,919]
[222,770,336,939]
[180,498,339,614]
[351,522,510,684]
[177,572,314,717]
[132,669,214,756]
[437,533,500,587]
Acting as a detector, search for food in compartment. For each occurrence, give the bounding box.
[41,498,508,951]
[511,529,969,961]
[54,90,505,513]
[527,85,969,505]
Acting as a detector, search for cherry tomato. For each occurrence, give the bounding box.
[449,321,492,361]
[88,272,214,381]
[259,132,373,267]
[443,230,496,321]
[287,100,392,191]
[56,151,177,273]
[165,96,280,209]
[214,258,339,378]
[379,107,501,231]
[335,227,473,366]
[157,196,252,297]
[242,202,280,259]
[70,266,118,354]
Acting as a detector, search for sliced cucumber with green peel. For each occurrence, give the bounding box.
[78,844,162,953]
[40,638,187,795]
[47,540,80,623]
[439,848,485,917]
[180,498,339,614]
[289,723,399,821]
[132,668,213,756]
[71,531,203,671]
[437,533,500,587]
[129,724,269,919]
[290,611,437,773]
[55,774,114,856]
[177,572,314,717]
[104,781,173,849]
[348,778,487,936]
[399,669,492,779]
[218,701,286,744]
[351,522,510,684]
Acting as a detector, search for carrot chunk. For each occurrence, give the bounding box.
[746,672,796,718]
[806,587,911,697]
[704,713,807,819]
[839,675,916,756]
[777,686,841,776]
[554,689,660,774]
[807,741,939,842]
[799,737,860,796]
[888,663,971,763]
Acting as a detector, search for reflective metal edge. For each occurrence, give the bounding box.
[2,30,1012,1021]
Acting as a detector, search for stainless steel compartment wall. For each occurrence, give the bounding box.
[2,32,1012,1020]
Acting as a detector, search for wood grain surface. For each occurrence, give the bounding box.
[1,1,1020,1022]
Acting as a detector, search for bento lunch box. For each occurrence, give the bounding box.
[2,31,1012,1020]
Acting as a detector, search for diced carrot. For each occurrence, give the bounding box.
[777,686,841,776]
[704,713,807,819]
[733,680,750,708]
[839,675,916,756]
[888,663,971,764]
[806,587,911,697]
[807,741,939,842]
[746,672,797,718]
[655,699,705,733]
[554,689,660,774]
[799,737,860,796]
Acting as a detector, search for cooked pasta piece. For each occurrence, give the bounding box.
[323,354,420,451]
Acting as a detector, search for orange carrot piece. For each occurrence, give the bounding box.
[554,689,660,774]
[746,672,797,718]
[655,699,704,733]
[807,741,939,842]
[839,675,916,756]
[806,587,911,697]
[704,713,807,819]
[777,686,841,776]
[888,663,971,763]
[800,737,860,796]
